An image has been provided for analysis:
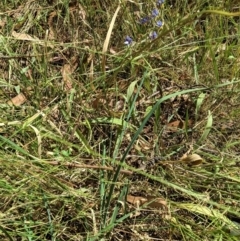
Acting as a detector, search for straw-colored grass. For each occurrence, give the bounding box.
[1,0,240,240]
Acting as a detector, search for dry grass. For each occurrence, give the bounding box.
[0,0,240,240]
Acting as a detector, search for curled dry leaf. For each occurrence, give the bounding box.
[127,195,170,219]
[7,93,26,106]
[127,195,167,209]
[110,47,117,54]
[180,154,203,166]
[166,120,182,131]
[166,119,193,132]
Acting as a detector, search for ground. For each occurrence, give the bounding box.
[0,0,240,240]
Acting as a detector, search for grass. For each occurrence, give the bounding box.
[0,0,240,240]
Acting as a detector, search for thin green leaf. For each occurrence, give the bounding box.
[126,79,138,103]
[198,111,213,144]
[195,92,205,121]
[0,134,38,160]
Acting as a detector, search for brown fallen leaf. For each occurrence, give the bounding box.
[127,195,170,219]
[7,93,26,106]
[127,195,167,209]
[157,153,203,167]
[166,119,193,132]
[166,120,182,131]
[110,47,117,54]
[180,154,203,166]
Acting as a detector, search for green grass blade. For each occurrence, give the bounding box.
[0,134,38,160]
[198,111,213,144]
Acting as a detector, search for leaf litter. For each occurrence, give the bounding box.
[0,0,240,240]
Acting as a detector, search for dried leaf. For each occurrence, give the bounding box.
[127,195,169,218]
[7,93,26,106]
[127,195,167,208]
[166,120,182,131]
[110,47,117,54]
[12,30,39,41]
[146,197,168,209]
[12,31,54,48]
[180,154,203,166]
[167,119,193,132]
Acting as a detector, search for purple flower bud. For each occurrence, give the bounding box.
[157,0,164,6]
[152,9,159,18]
[139,16,151,24]
[156,20,163,27]
[149,31,158,40]
[124,36,133,45]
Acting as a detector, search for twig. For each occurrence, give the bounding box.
[47,161,133,175]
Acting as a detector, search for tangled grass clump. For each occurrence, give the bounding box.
[0,0,240,240]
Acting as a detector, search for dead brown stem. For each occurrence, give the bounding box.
[47,161,133,175]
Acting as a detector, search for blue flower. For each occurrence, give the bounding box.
[152,9,159,18]
[156,20,163,27]
[157,0,164,6]
[124,36,133,45]
[149,31,158,39]
[139,16,151,24]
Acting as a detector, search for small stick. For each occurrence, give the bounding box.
[47,161,133,175]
